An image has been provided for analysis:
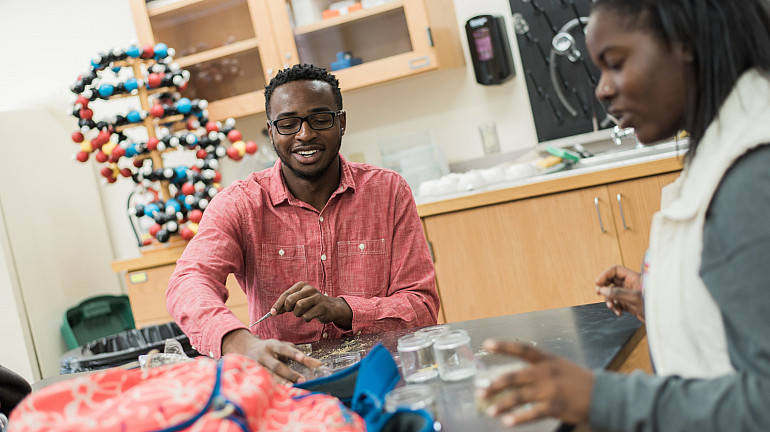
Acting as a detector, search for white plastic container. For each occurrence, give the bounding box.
[291,0,323,27]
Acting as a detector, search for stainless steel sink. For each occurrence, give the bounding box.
[574,139,689,169]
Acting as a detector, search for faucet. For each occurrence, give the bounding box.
[611,125,643,148]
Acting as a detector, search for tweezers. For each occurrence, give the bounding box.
[249,311,273,328]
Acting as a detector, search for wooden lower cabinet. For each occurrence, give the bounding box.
[609,172,680,270]
[423,172,679,324]
[124,265,248,329]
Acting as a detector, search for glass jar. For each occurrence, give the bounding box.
[473,354,528,413]
[384,384,437,416]
[433,329,477,381]
[397,333,439,383]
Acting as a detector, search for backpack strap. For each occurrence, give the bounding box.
[152,359,251,432]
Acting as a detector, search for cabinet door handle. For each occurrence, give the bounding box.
[594,197,606,233]
[409,56,430,70]
[616,193,629,230]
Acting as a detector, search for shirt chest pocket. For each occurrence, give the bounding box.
[259,244,308,294]
[336,239,387,296]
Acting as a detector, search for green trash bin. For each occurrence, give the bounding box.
[60,295,136,350]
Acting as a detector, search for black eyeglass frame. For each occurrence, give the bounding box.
[269,110,345,135]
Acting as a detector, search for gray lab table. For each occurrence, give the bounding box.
[305,302,644,432]
[35,302,643,431]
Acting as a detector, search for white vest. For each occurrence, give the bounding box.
[645,69,770,378]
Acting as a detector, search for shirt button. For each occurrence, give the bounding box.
[278,249,285,256]
[319,216,324,222]
[208,351,214,357]
[356,331,361,336]
[358,243,365,251]
[322,332,328,339]
[321,254,327,261]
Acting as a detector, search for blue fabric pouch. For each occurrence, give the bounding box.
[295,343,435,432]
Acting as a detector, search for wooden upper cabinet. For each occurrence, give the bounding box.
[129,0,283,120]
[266,0,464,91]
[129,0,464,120]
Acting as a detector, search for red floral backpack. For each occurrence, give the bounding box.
[10,354,365,432]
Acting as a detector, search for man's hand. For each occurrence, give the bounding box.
[271,281,353,329]
[594,265,645,322]
[221,328,321,383]
[478,339,594,427]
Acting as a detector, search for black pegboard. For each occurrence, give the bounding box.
[509,0,611,142]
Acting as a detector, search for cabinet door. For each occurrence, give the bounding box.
[129,0,283,119]
[125,265,249,328]
[265,0,464,91]
[423,186,623,323]
[607,172,680,271]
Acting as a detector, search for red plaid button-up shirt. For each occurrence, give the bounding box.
[167,156,439,358]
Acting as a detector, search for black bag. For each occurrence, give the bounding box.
[0,364,31,417]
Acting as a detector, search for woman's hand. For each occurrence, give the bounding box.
[594,265,645,323]
[478,339,594,427]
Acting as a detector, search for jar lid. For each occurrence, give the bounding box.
[397,333,433,350]
[433,329,471,350]
[415,325,450,341]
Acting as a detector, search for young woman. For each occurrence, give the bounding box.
[480,1,770,430]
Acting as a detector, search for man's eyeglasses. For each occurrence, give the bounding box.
[269,110,344,135]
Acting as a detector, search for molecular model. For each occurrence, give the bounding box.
[69,43,257,245]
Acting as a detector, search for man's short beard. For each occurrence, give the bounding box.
[287,154,338,180]
[273,137,341,180]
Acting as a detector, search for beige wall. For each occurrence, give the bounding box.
[0,199,36,383]
[0,0,544,379]
[0,0,137,378]
[0,109,123,379]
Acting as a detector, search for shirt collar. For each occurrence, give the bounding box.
[265,154,356,207]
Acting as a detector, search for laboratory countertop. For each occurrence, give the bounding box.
[416,147,686,218]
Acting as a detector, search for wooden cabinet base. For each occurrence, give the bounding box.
[121,262,249,329]
[421,166,682,324]
[607,326,653,374]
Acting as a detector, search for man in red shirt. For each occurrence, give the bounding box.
[167,64,439,382]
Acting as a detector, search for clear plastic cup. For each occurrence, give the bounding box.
[433,329,477,381]
[397,333,439,383]
[384,384,437,416]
